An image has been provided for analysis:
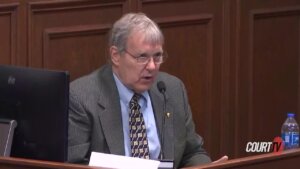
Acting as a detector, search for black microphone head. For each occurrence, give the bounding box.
[157,81,166,93]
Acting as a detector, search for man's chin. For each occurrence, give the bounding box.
[133,84,153,93]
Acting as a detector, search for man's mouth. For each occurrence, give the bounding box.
[141,75,154,81]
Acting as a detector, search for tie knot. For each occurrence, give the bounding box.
[129,93,141,110]
[131,93,141,103]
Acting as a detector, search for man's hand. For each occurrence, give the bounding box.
[212,155,228,164]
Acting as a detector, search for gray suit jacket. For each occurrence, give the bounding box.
[68,64,211,168]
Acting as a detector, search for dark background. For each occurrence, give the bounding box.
[1,0,300,161]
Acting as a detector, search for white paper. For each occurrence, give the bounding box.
[89,152,160,169]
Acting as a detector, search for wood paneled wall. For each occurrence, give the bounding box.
[1,0,300,161]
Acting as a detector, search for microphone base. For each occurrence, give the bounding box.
[158,159,174,169]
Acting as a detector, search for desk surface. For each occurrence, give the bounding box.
[184,148,300,169]
[1,149,300,169]
[0,157,105,169]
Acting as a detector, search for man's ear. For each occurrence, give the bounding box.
[110,46,120,66]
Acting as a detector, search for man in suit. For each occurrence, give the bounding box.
[68,12,212,168]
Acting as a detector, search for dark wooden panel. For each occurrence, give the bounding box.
[236,0,300,158]
[138,0,225,160]
[220,0,235,159]
[252,6,300,139]
[28,0,129,79]
[43,24,111,80]
[0,3,18,65]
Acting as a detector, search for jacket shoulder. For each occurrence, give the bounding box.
[157,72,183,88]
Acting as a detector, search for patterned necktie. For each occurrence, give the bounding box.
[129,93,150,159]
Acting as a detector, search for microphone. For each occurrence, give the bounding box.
[157,81,166,160]
[157,81,166,93]
[157,81,174,169]
[157,81,166,104]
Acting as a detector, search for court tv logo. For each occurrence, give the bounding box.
[245,137,284,153]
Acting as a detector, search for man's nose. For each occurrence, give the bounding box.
[146,57,157,70]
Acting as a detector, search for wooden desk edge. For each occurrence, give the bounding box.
[0,156,108,169]
[183,148,300,169]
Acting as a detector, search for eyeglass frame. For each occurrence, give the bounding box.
[121,48,168,65]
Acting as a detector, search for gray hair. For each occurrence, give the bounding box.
[109,13,164,52]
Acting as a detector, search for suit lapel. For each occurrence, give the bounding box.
[149,85,174,160]
[97,65,125,155]
[149,88,163,140]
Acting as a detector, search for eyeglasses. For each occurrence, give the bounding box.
[123,49,167,65]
